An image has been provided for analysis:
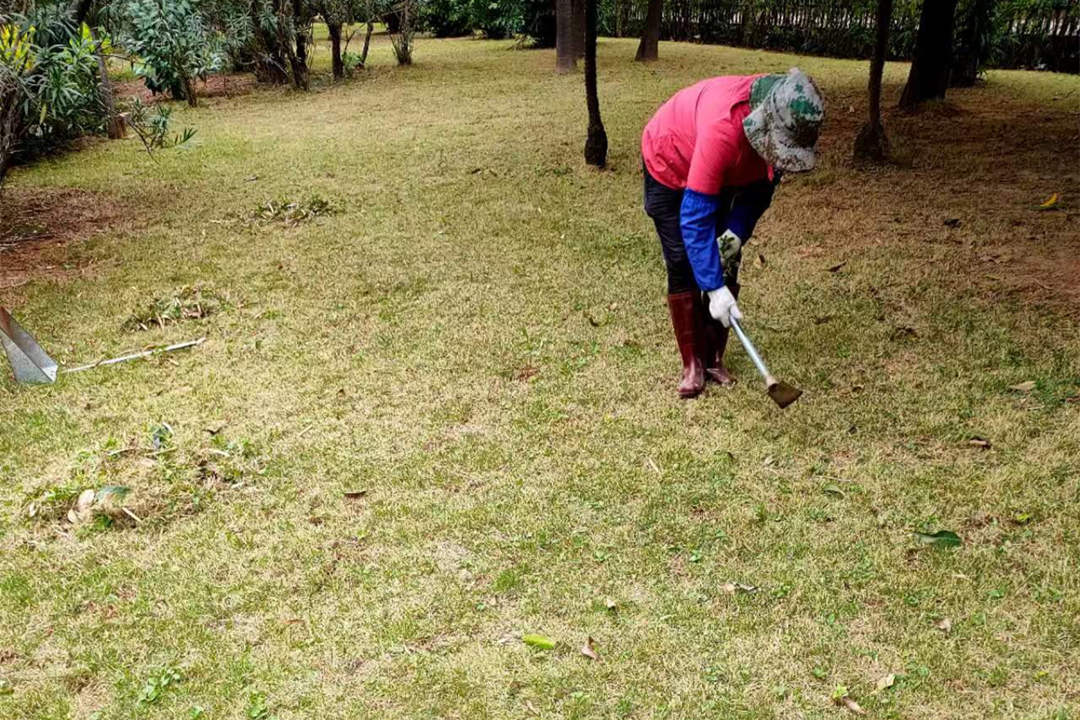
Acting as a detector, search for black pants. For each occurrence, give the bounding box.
[643,168,740,295]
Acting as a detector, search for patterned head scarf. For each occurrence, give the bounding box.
[743,68,824,172]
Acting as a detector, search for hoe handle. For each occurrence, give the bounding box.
[729,317,776,387]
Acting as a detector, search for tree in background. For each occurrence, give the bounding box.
[555,0,575,72]
[583,0,606,167]
[951,0,994,86]
[570,0,584,57]
[635,0,661,61]
[389,0,415,65]
[899,0,960,109]
[854,0,893,163]
[123,0,222,105]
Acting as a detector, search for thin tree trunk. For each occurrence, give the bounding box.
[556,0,576,72]
[951,0,992,86]
[584,0,607,168]
[899,0,959,109]
[328,21,344,79]
[854,0,893,163]
[635,0,662,61]
[360,20,374,66]
[183,75,197,107]
[89,26,124,138]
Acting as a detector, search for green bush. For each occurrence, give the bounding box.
[122,0,222,105]
[1,9,107,173]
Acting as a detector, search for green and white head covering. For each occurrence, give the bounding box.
[743,67,824,172]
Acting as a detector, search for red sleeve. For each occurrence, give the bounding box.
[685,120,741,196]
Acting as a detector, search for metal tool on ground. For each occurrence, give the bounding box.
[729,316,803,409]
[2,306,207,385]
[65,338,206,373]
[1,307,58,384]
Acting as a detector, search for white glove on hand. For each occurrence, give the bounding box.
[707,286,743,328]
[718,229,743,265]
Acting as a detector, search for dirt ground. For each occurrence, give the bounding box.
[0,187,131,295]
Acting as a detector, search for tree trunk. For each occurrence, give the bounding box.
[951,0,992,87]
[360,21,374,67]
[635,0,662,61]
[571,0,586,58]
[252,1,290,84]
[68,0,93,25]
[183,75,197,107]
[584,0,607,168]
[328,22,344,79]
[90,26,124,139]
[0,84,21,191]
[556,0,576,72]
[854,0,893,163]
[899,0,959,109]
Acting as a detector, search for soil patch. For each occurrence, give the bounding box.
[780,80,1080,315]
[0,187,129,297]
[112,73,258,105]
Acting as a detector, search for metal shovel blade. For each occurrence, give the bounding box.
[767,380,803,409]
[1,307,58,385]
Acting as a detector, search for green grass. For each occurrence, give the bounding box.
[2,36,1079,720]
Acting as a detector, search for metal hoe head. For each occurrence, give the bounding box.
[1,307,58,385]
[767,380,803,409]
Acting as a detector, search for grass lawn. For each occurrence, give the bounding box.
[1,34,1078,720]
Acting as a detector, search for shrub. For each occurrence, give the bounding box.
[122,0,222,106]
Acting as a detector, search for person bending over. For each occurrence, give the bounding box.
[642,68,824,398]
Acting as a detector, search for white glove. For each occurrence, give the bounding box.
[718,230,743,265]
[707,286,743,328]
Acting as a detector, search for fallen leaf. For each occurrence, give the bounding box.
[723,581,758,594]
[968,437,991,450]
[1065,393,1080,404]
[943,217,962,228]
[76,488,96,512]
[826,261,847,273]
[604,597,617,611]
[1008,380,1037,392]
[343,489,368,500]
[823,484,845,498]
[915,530,962,548]
[522,634,555,650]
[840,697,866,715]
[876,673,896,691]
[935,617,952,633]
[204,422,227,435]
[1038,192,1059,209]
[756,252,766,267]
[580,636,599,661]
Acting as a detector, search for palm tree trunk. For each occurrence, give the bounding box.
[556,0,576,72]
[635,0,662,61]
[899,0,959,109]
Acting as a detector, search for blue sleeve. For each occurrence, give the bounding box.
[680,189,725,291]
[723,176,779,241]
